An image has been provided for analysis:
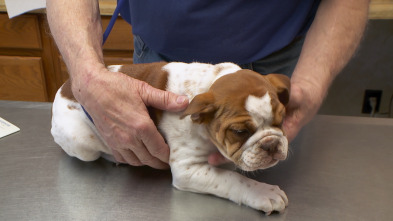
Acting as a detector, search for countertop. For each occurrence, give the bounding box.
[0,100,392,221]
[0,0,393,19]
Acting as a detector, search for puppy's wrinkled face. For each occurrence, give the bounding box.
[182,70,290,171]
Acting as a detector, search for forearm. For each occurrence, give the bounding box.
[46,0,105,101]
[292,0,370,102]
[282,0,370,141]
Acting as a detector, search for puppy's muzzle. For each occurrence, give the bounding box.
[258,134,287,161]
[260,135,279,152]
[238,130,288,171]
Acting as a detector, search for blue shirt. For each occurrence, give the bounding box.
[119,0,320,64]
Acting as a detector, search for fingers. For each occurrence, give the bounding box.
[110,119,170,170]
[82,73,180,170]
[282,119,300,143]
[282,84,319,143]
[112,144,169,170]
[138,120,170,164]
[112,148,141,165]
[282,95,302,142]
[138,81,189,112]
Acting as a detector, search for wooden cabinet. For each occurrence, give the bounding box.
[0,56,46,101]
[0,13,134,102]
[102,16,134,65]
[0,14,41,49]
[0,14,51,102]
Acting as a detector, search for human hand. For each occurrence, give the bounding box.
[282,82,323,142]
[72,66,189,169]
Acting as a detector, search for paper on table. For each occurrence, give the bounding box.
[0,117,20,139]
[5,0,46,18]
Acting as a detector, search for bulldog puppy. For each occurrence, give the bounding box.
[51,62,290,215]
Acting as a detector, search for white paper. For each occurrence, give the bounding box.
[0,117,20,139]
[5,0,46,18]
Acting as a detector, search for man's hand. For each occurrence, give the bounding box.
[72,67,188,169]
[282,0,369,142]
[282,82,322,142]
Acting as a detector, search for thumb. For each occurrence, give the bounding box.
[138,81,189,111]
[282,119,298,143]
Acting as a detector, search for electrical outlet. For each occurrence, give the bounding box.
[362,89,382,114]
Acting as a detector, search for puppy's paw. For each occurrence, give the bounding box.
[244,183,288,215]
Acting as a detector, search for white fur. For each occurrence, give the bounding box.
[239,128,288,171]
[51,88,111,161]
[107,65,122,72]
[241,94,288,171]
[51,62,288,215]
[245,94,273,126]
[162,62,241,100]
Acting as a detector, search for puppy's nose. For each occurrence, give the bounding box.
[260,137,279,153]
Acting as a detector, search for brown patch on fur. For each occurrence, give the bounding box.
[118,62,169,125]
[67,104,78,110]
[118,62,169,91]
[60,80,77,102]
[265,74,290,105]
[264,74,290,127]
[270,96,286,127]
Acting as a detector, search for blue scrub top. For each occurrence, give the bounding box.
[119,0,320,64]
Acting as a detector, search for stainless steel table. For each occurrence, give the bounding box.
[0,100,392,221]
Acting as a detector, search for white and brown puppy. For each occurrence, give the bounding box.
[51,62,290,214]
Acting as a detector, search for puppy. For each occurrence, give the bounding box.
[51,62,290,214]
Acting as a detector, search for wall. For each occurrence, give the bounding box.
[318,19,393,118]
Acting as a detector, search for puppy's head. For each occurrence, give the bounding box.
[181,70,290,171]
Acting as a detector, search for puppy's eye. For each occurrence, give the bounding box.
[231,129,250,137]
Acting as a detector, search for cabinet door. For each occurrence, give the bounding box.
[0,14,42,49]
[0,56,47,102]
[102,16,133,51]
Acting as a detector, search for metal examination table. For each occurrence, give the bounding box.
[0,101,392,221]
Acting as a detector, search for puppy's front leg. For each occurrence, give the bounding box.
[170,160,288,214]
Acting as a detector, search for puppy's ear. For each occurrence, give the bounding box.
[180,92,216,124]
[265,74,291,105]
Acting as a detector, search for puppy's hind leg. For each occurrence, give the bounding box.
[51,89,110,161]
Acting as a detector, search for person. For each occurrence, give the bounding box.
[46,0,370,169]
